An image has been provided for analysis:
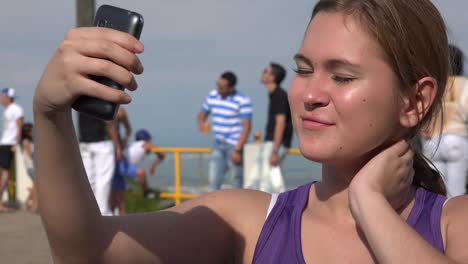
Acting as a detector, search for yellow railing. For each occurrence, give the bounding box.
[7,158,16,203]
[288,148,301,155]
[151,147,210,205]
[151,146,300,206]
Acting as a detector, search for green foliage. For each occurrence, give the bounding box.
[124,179,175,213]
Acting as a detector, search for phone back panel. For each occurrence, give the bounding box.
[95,5,144,39]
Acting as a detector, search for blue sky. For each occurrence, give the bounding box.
[1,0,467,147]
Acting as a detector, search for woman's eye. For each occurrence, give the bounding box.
[293,68,313,77]
[332,75,355,84]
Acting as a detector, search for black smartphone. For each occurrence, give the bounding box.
[72,5,144,120]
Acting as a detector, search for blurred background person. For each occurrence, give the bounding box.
[422,44,468,197]
[115,107,132,149]
[197,71,252,191]
[78,112,121,216]
[111,106,132,215]
[0,87,23,213]
[21,123,37,213]
[256,62,293,193]
[112,129,164,215]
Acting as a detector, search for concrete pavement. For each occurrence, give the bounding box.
[0,211,52,263]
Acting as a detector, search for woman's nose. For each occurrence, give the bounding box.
[301,75,330,110]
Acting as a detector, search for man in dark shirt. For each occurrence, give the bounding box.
[258,63,293,192]
[78,113,121,216]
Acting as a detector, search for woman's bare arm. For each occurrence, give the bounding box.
[348,141,466,263]
[34,27,270,263]
[35,110,259,262]
[34,110,107,262]
[442,196,468,262]
[101,189,270,263]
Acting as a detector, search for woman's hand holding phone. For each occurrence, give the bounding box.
[33,27,144,116]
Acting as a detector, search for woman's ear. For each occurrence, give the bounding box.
[399,77,438,128]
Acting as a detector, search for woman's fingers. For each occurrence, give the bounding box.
[85,57,138,91]
[408,167,415,183]
[69,38,144,75]
[75,76,132,105]
[398,144,414,169]
[378,140,409,160]
[75,55,139,91]
[65,27,144,54]
[390,140,410,157]
[400,146,414,164]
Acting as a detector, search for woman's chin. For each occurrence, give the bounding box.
[298,144,362,165]
[298,146,337,164]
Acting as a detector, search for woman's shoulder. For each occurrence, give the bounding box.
[185,183,314,225]
[442,194,468,220]
[441,195,468,253]
[168,188,272,260]
[168,189,272,230]
[173,189,271,220]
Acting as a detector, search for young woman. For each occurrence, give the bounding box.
[33,0,468,263]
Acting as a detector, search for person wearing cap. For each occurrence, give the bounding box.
[0,87,23,212]
[112,129,164,215]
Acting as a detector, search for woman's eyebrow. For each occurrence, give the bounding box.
[294,53,362,75]
[324,58,362,74]
[293,53,313,66]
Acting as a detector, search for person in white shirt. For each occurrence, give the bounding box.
[0,87,23,212]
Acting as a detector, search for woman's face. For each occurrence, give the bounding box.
[289,12,403,164]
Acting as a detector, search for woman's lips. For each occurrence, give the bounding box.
[301,117,334,130]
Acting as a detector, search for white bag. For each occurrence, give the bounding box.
[270,166,285,193]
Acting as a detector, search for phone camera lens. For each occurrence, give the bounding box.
[97,19,107,27]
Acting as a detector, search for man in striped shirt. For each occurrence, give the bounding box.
[197,71,253,191]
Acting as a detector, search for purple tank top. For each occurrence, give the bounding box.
[253,182,447,263]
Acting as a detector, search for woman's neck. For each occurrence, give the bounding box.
[310,159,416,223]
[311,162,365,221]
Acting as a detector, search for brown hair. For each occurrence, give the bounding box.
[311,0,448,195]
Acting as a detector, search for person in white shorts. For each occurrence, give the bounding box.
[0,88,23,213]
[78,112,121,216]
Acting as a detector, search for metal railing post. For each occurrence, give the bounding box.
[174,150,181,205]
[8,156,16,203]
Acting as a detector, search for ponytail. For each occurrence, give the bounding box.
[412,150,447,196]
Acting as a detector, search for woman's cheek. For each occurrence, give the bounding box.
[288,78,303,113]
